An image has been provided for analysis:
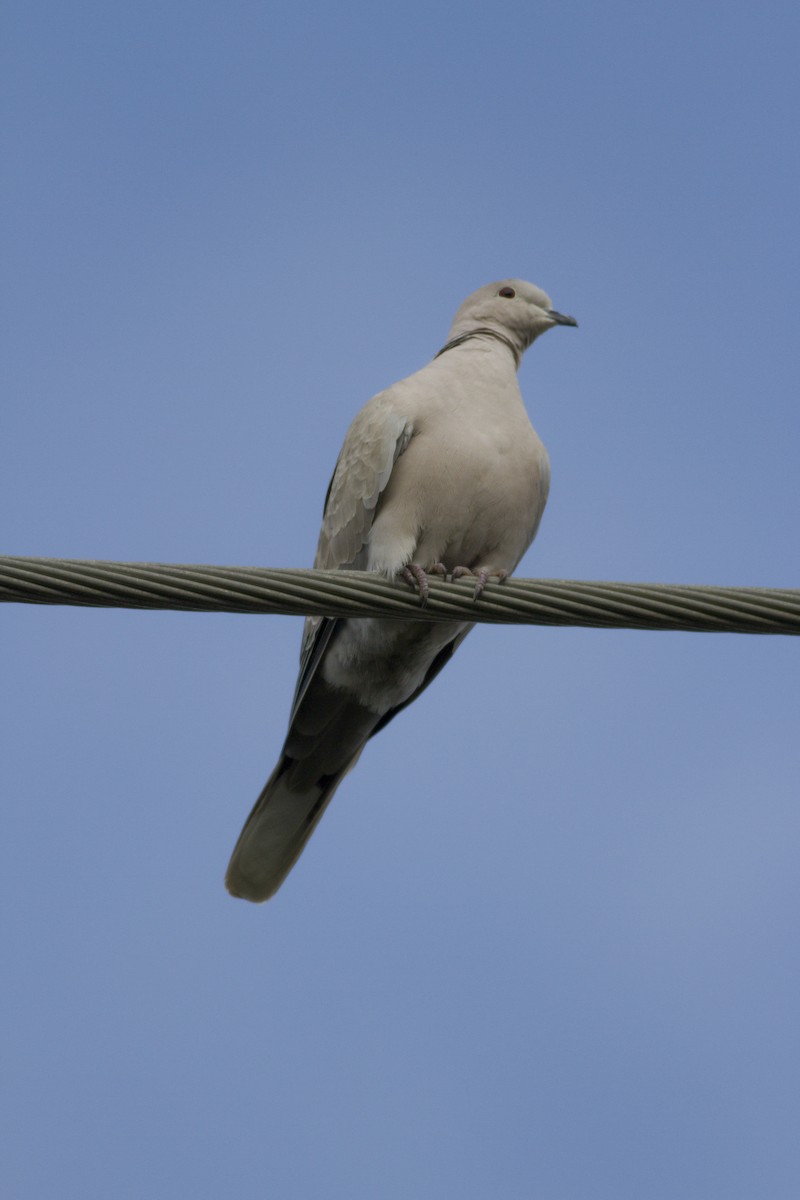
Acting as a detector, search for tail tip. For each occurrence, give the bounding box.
[224,863,277,903]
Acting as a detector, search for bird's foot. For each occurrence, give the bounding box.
[451,565,508,600]
[401,563,432,605]
[400,562,448,605]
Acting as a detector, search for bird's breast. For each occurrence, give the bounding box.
[370,406,549,575]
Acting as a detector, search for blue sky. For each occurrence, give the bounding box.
[3,3,799,1197]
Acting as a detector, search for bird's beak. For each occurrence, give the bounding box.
[548,309,578,327]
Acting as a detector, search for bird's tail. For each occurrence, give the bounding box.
[226,649,382,901]
[225,754,360,902]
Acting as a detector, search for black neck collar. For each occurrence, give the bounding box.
[434,327,521,368]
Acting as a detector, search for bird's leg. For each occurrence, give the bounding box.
[451,565,508,600]
[428,562,448,578]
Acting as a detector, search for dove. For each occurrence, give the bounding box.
[226,279,577,901]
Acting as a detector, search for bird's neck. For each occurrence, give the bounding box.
[434,327,521,369]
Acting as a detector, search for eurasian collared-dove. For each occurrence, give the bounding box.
[226,279,576,901]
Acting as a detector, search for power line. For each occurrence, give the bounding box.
[1,555,798,635]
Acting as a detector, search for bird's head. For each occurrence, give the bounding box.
[447,279,577,357]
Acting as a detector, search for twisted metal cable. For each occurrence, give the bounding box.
[1,554,798,635]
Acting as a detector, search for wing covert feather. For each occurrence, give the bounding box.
[297,393,413,687]
[315,394,413,571]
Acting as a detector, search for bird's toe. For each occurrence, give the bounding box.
[452,565,508,600]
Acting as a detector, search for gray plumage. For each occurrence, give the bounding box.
[226,279,576,901]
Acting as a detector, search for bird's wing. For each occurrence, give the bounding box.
[315,391,414,572]
[290,393,414,722]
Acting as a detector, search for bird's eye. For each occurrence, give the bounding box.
[498,286,516,298]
